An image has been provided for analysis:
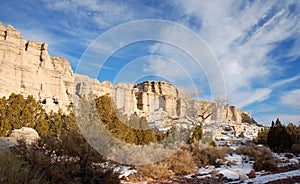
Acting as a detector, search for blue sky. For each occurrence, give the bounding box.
[0,0,300,125]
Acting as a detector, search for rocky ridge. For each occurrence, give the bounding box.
[0,22,259,139]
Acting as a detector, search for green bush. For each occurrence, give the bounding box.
[0,93,78,137]
[95,95,159,145]
[187,125,203,144]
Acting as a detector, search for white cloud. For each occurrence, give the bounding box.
[270,75,300,88]
[161,0,300,109]
[280,89,300,107]
[234,88,272,108]
[143,57,194,84]
[145,22,228,100]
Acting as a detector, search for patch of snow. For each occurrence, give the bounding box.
[244,169,300,183]
[184,173,194,179]
[289,158,299,164]
[114,166,137,178]
[197,174,211,179]
[225,154,243,165]
[218,169,240,180]
[225,154,253,175]
[158,127,172,133]
[198,167,211,175]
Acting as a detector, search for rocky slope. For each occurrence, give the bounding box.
[0,22,259,138]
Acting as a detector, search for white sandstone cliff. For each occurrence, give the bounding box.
[0,22,73,112]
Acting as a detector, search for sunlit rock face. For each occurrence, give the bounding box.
[0,22,73,112]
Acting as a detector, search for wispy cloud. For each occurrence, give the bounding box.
[162,1,300,108]
[280,89,300,108]
[270,75,300,88]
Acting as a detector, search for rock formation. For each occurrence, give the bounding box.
[0,22,73,112]
[0,22,257,130]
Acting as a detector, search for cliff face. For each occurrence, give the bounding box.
[0,22,256,125]
[0,22,73,112]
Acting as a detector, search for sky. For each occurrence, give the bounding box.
[0,0,300,125]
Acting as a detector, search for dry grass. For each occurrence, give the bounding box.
[0,151,46,184]
[130,147,197,181]
[132,163,172,181]
[165,149,197,174]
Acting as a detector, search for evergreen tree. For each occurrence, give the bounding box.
[267,118,293,152]
[257,127,269,145]
[188,125,203,144]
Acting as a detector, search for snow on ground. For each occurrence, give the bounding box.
[184,149,299,182]
[243,169,300,183]
[115,166,137,178]
[225,154,253,175]
[185,167,212,179]
[198,167,212,175]
[219,169,240,180]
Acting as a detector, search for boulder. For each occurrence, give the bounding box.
[0,137,17,150]
[247,169,256,179]
[10,127,40,145]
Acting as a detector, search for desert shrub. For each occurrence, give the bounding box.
[191,143,230,167]
[164,149,197,174]
[130,148,196,181]
[0,152,46,184]
[253,146,277,171]
[209,139,217,147]
[12,130,120,184]
[291,144,300,153]
[134,163,172,181]
[235,144,256,157]
[235,144,277,171]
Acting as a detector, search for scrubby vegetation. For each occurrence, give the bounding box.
[0,94,120,183]
[130,145,216,181]
[130,149,196,181]
[1,93,299,182]
[12,131,120,184]
[191,143,231,167]
[235,144,278,171]
[0,152,46,183]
